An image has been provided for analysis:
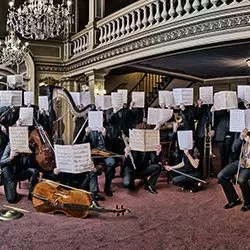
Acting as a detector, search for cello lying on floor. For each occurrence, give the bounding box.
[32,180,130,218]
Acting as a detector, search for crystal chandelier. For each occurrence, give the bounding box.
[0,31,29,72]
[6,0,73,40]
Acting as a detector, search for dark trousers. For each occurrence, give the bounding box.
[172,169,201,188]
[2,165,38,203]
[217,161,250,205]
[123,164,162,188]
[217,137,233,170]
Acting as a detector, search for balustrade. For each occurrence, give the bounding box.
[71,0,248,58]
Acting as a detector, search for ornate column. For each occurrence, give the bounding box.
[86,0,105,49]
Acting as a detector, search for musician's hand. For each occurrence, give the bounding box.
[124,146,131,157]
[53,168,60,175]
[16,119,22,126]
[173,122,179,132]
[10,150,19,160]
[154,122,162,131]
[197,99,203,108]
[208,130,215,137]
[240,128,248,140]
[99,127,106,136]
[180,104,185,111]
[184,149,189,156]
[85,127,91,135]
[130,101,135,109]
[89,161,96,172]
[0,125,7,134]
[210,105,216,112]
[164,165,172,171]
[155,144,162,155]
[159,103,165,109]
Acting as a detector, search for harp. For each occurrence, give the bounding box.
[46,85,92,145]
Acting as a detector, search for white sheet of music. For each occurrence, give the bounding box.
[199,86,213,104]
[111,92,123,110]
[80,91,91,106]
[70,92,81,106]
[237,85,250,102]
[95,95,103,109]
[0,91,22,106]
[245,110,250,130]
[117,89,128,104]
[7,74,23,88]
[214,91,238,110]
[88,111,103,130]
[39,96,49,111]
[95,95,112,110]
[229,109,245,132]
[177,130,193,150]
[147,108,173,125]
[54,143,91,174]
[9,126,30,153]
[24,92,34,105]
[132,91,145,108]
[19,107,34,126]
[173,88,193,105]
[158,91,174,106]
[129,129,160,152]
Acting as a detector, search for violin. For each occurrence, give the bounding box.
[32,180,130,218]
[29,126,56,172]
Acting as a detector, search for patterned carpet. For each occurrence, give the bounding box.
[0,172,250,250]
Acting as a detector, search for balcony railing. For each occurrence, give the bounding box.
[70,0,249,58]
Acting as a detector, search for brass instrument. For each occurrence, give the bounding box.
[160,111,183,131]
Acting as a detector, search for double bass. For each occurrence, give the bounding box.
[32,180,130,218]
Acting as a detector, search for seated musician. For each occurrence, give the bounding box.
[83,126,117,197]
[217,129,250,212]
[122,122,162,194]
[0,133,39,203]
[164,141,202,192]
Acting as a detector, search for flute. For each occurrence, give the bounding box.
[121,131,136,170]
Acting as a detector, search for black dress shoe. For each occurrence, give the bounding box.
[224,199,242,209]
[144,184,158,194]
[241,204,250,212]
[94,193,105,201]
[91,201,103,209]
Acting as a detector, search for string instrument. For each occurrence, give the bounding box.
[29,124,56,172]
[32,180,130,218]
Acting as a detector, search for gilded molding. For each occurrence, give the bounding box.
[36,12,250,73]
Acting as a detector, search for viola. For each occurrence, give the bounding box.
[32,180,130,218]
[29,127,56,172]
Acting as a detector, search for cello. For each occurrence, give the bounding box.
[32,180,130,218]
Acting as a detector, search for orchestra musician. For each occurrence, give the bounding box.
[83,126,117,197]
[122,122,162,194]
[217,129,250,212]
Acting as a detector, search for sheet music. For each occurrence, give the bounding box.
[88,111,103,130]
[229,109,245,132]
[0,93,11,107]
[147,108,173,125]
[111,92,123,110]
[132,92,145,108]
[54,143,91,174]
[117,89,128,104]
[10,91,23,106]
[0,91,22,106]
[129,129,160,152]
[144,130,160,152]
[173,88,193,106]
[39,96,49,111]
[19,107,34,126]
[80,92,91,106]
[158,91,174,106]
[129,129,145,152]
[199,86,213,104]
[7,74,23,88]
[237,85,250,102]
[214,91,238,110]
[24,92,34,105]
[9,126,30,153]
[95,95,112,110]
[245,110,250,130]
[177,130,193,150]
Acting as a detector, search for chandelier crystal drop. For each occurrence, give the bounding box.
[6,0,73,40]
[0,31,29,70]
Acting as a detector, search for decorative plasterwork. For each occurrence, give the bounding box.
[36,12,250,73]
